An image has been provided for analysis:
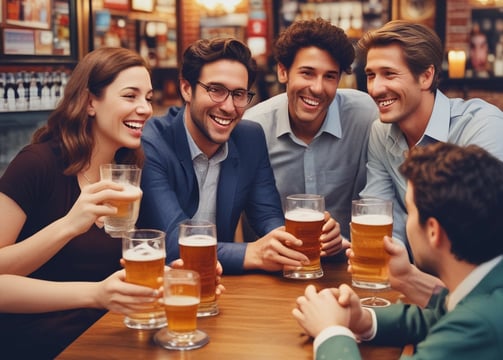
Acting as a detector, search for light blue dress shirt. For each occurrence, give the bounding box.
[245,89,378,239]
[360,90,503,246]
[185,121,228,223]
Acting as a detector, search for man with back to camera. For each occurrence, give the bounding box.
[293,142,503,359]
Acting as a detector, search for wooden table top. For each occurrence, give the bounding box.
[57,260,403,360]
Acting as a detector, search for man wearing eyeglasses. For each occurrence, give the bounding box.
[139,37,340,274]
[243,18,378,246]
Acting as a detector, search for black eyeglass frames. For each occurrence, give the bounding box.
[197,81,255,108]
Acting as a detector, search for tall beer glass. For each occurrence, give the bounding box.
[154,269,209,350]
[122,229,166,329]
[283,194,325,279]
[179,220,218,317]
[351,198,393,307]
[100,164,142,237]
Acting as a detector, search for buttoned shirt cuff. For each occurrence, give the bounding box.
[357,308,377,341]
[313,326,356,357]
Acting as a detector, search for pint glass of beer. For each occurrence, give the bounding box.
[122,229,166,329]
[350,198,393,291]
[100,164,142,237]
[154,269,209,350]
[283,194,325,279]
[179,220,218,317]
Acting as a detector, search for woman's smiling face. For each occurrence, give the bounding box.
[89,66,153,152]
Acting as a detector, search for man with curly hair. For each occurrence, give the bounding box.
[244,18,378,254]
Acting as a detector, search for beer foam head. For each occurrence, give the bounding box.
[120,183,143,198]
[164,295,200,306]
[352,214,393,225]
[285,208,324,222]
[179,234,217,247]
[124,243,165,261]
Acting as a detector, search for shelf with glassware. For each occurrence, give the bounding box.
[0,68,71,113]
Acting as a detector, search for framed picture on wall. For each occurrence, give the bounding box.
[468,8,503,78]
[3,28,35,55]
[1,0,78,63]
[395,0,436,29]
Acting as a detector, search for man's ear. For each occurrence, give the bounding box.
[426,217,446,250]
[276,62,288,84]
[419,64,435,90]
[179,79,192,103]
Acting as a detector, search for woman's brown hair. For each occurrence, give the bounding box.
[32,47,150,175]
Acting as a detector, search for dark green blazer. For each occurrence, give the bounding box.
[317,259,503,359]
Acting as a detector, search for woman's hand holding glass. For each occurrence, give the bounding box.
[63,180,136,237]
[94,269,162,315]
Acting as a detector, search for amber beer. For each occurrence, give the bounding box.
[179,234,217,316]
[284,208,324,279]
[164,295,200,333]
[351,214,393,289]
[154,269,209,350]
[122,229,166,329]
[105,183,142,233]
[100,164,142,237]
[107,183,142,218]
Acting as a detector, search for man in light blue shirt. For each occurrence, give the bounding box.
[245,18,378,249]
[358,21,503,251]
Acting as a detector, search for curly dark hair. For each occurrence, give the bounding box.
[400,142,503,264]
[273,18,355,75]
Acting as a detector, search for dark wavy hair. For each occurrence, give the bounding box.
[180,37,257,89]
[32,47,150,175]
[274,18,355,75]
[400,142,503,264]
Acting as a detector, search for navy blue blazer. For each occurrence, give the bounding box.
[138,105,284,274]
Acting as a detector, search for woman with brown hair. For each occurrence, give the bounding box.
[0,47,154,358]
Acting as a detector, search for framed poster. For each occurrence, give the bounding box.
[468,8,503,78]
[1,0,78,63]
[3,28,35,55]
[5,0,52,30]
